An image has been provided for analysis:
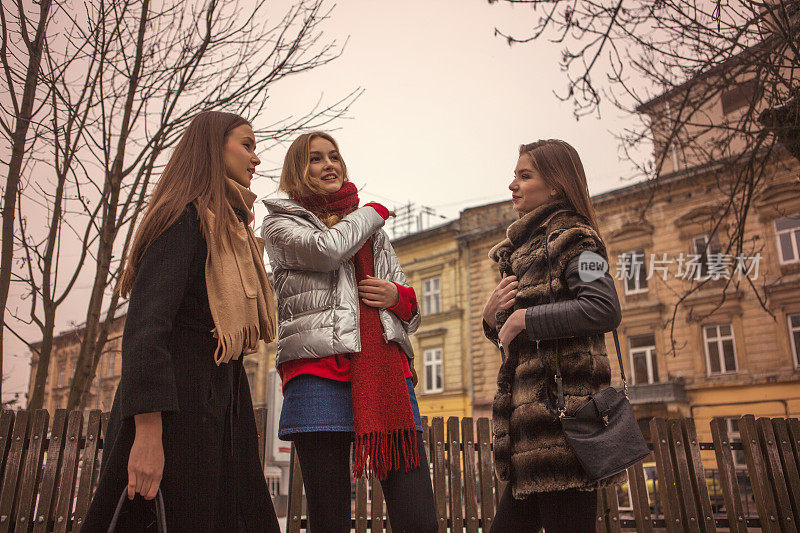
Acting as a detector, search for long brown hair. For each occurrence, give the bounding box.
[279,131,349,227]
[118,111,250,297]
[519,139,602,238]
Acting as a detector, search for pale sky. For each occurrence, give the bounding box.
[3,0,650,402]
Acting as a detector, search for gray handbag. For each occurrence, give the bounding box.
[542,225,650,481]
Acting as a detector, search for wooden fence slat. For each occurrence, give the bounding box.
[447,417,464,532]
[355,475,368,532]
[73,409,102,530]
[596,488,610,533]
[53,410,83,533]
[668,419,702,533]
[14,410,48,530]
[286,444,303,533]
[460,418,479,533]
[773,419,800,525]
[627,460,653,533]
[33,409,67,533]
[739,415,782,532]
[430,417,447,533]
[604,485,622,533]
[476,418,495,533]
[0,411,15,481]
[370,476,385,533]
[254,407,267,468]
[709,417,748,533]
[756,417,797,532]
[650,418,683,533]
[681,419,716,533]
[0,410,29,530]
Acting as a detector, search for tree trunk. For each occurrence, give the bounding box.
[0,0,52,400]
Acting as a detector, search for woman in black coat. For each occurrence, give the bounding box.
[83,111,279,532]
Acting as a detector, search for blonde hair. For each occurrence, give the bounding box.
[280,131,349,227]
[519,139,602,239]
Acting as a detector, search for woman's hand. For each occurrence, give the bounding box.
[498,308,527,349]
[482,276,518,330]
[358,275,399,308]
[128,412,164,501]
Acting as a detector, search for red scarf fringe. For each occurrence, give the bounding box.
[353,428,419,480]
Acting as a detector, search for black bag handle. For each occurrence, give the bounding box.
[107,488,167,533]
[542,215,628,419]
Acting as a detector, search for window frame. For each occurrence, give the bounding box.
[422,276,442,316]
[621,249,649,295]
[629,335,659,385]
[703,323,738,375]
[423,347,444,394]
[774,215,800,265]
[788,313,800,369]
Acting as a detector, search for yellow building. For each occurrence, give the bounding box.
[392,221,472,419]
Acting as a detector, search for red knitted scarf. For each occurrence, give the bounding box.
[292,181,359,217]
[295,183,419,480]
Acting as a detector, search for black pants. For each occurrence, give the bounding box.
[294,431,437,533]
[491,483,597,533]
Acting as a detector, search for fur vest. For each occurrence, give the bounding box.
[490,201,626,497]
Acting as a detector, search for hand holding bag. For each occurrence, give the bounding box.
[107,488,167,533]
[542,224,650,482]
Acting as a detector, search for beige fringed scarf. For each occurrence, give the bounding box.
[197,178,276,365]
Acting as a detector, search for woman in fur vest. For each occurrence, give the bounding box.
[483,139,623,532]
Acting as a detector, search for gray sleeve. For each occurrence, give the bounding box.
[261,206,384,272]
[525,255,622,340]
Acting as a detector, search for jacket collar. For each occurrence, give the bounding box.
[262,197,328,230]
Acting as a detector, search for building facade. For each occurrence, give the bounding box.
[391,221,472,419]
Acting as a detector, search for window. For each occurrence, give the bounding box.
[105,353,115,377]
[789,313,800,368]
[721,78,757,115]
[703,323,738,374]
[422,277,441,315]
[774,215,800,264]
[725,418,747,468]
[691,233,722,278]
[57,361,66,387]
[620,249,648,295]
[423,348,443,393]
[629,334,659,385]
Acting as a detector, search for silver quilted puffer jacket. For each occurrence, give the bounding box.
[261,198,421,367]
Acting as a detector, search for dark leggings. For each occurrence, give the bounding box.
[490,482,597,533]
[294,431,437,533]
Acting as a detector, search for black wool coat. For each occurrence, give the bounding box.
[489,201,627,498]
[82,205,280,532]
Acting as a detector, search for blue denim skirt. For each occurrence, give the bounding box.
[279,376,423,440]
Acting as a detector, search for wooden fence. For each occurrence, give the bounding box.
[0,408,797,531]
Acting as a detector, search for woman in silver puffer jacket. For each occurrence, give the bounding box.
[261,131,437,533]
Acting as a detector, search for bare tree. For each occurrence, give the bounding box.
[6,0,359,409]
[0,0,54,400]
[489,0,800,354]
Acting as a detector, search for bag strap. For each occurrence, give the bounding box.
[543,218,628,419]
[108,488,167,533]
